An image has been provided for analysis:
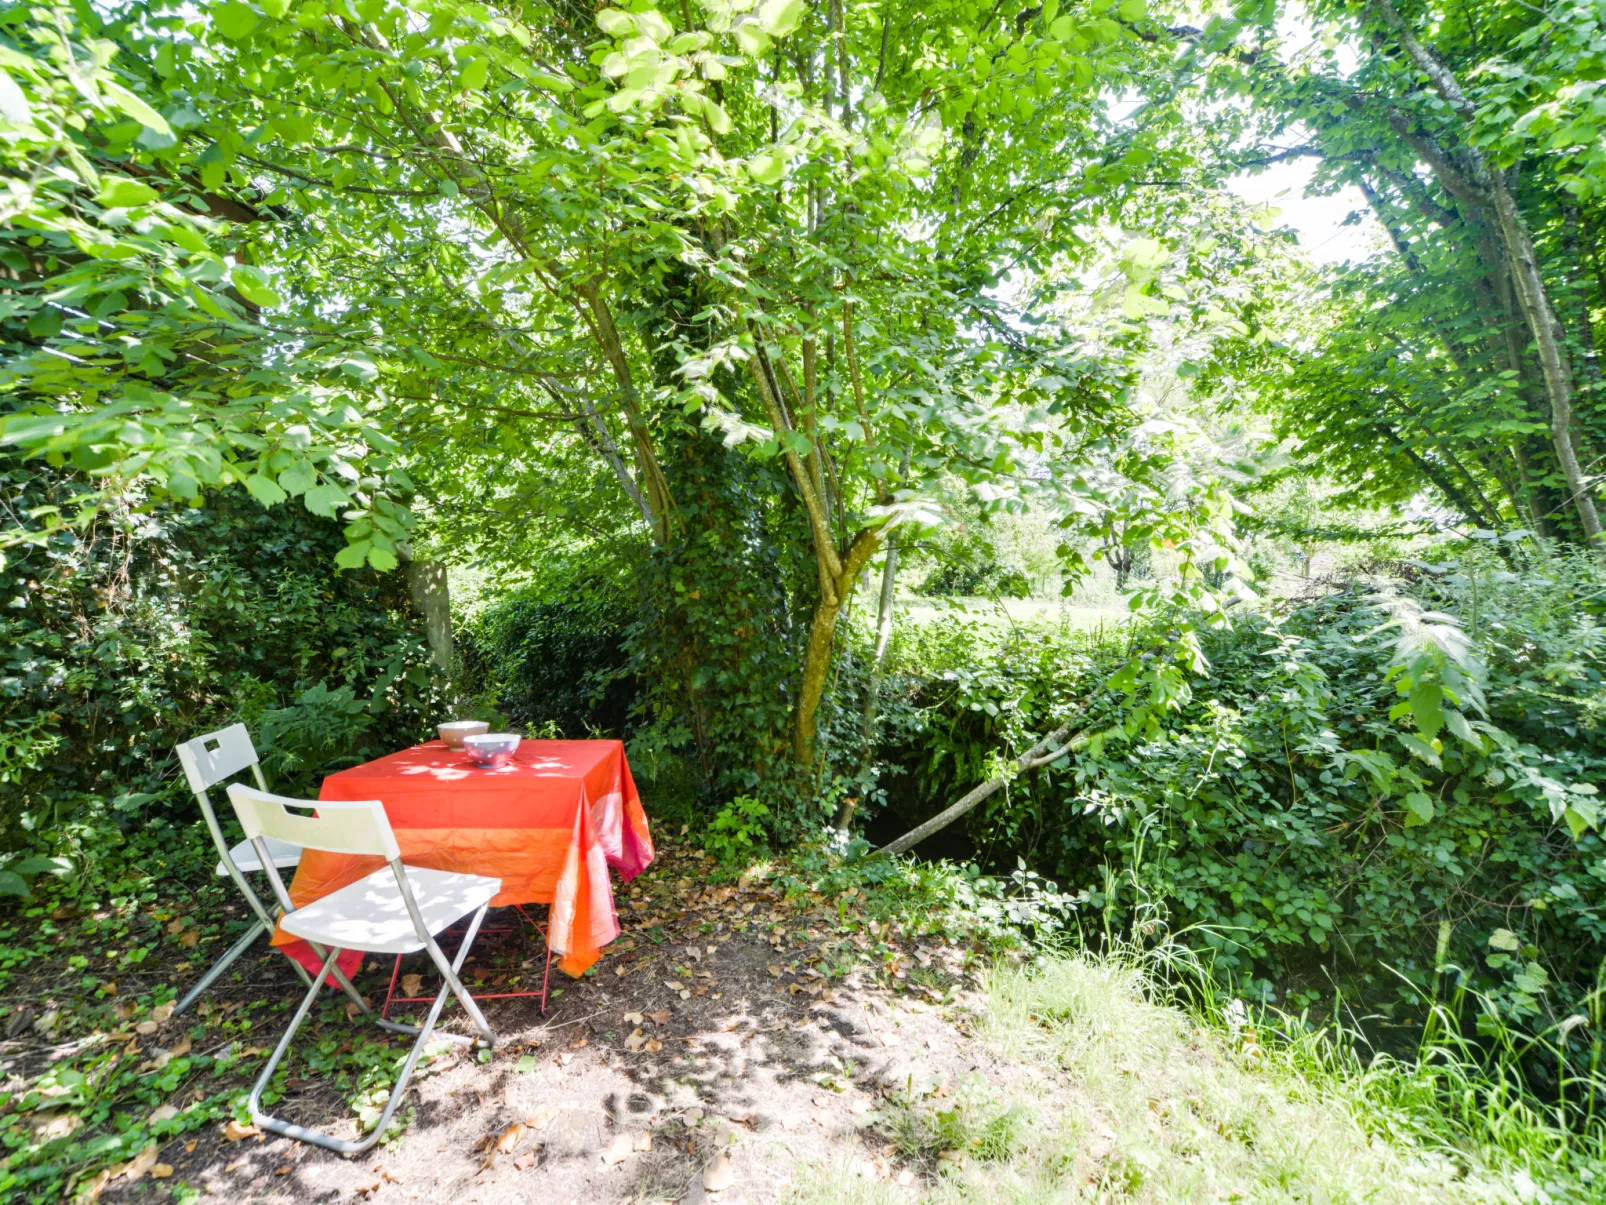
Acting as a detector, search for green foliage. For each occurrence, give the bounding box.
[0,473,444,852]
[462,559,639,739]
[872,541,1606,1039]
[704,794,771,867]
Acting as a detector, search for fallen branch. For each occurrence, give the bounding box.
[875,721,1077,858]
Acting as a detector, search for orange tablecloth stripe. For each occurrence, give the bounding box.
[270,739,653,977]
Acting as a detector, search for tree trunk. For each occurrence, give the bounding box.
[1370,0,1603,544]
[794,528,884,764]
[1488,187,1604,543]
[401,549,454,675]
[838,534,900,829]
[876,721,1075,857]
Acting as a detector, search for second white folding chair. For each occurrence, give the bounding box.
[227,783,500,1154]
[173,724,310,1015]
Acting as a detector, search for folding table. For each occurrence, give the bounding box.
[271,738,653,1010]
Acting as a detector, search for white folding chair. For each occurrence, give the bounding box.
[173,724,311,1015]
[226,783,500,1154]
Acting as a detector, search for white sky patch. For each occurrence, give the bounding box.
[1227,156,1385,265]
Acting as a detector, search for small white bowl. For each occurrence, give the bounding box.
[438,720,489,750]
[463,732,521,767]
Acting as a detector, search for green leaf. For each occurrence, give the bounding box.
[100,82,173,137]
[304,482,349,518]
[1488,928,1521,952]
[11,856,72,876]
[516,1054,538,1072]
[596,9,636,37]
[734,22,772,56]
[1409,683,1444,741]
[0,871,28,898]
[260,0,289,17]
[635,9,674,41]
[459,57,489,92]
[746,150,785,184]
[367,545,399,571]
[230,264,281,308]
[245,473,288,507]
[1403,791,1435,826]
[213,2,261,41]
[97,177,159,208]
[758,0,805,37]
[0,66,31,127]
[1444,708,1478,748]
[1118,0,1147,20]
[1396,733,1441,768]
[277,459,317,497]
[335,541,371,570]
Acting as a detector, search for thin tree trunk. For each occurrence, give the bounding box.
[1370,0,1603,544]
[400,546,454,675]
[877,721,1075,857]
[794,528,883,764]
[837,533,900,829]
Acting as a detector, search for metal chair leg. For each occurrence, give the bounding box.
[248,910,497,1155]
[174,919,267,1016]
[173,917,314,1017]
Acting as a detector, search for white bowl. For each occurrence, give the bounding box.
[438,720,489,750]
[463,732,521,767]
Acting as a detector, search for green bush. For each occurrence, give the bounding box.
[0,466,445,867]
[871,540,1606,1039]
[461,574,638,739]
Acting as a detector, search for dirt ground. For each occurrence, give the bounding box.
[96,837,991,1203]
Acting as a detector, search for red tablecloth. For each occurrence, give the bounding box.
[271,739,653,978]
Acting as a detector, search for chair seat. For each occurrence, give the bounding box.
[218,836,302,876]
[280,867,501,955]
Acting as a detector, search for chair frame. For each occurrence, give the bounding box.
[173,724,312,1015]
[228,784,498,1155]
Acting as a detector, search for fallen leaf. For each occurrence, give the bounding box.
[647,1010,670,1025]
[401,973,424,997]
[557,1052,574,1067]
[167,1036,193,1058]
[703,1151,735,1192]
[623,1011,644,1025]
[135,1021,158,1035]
[77,1168,112,1203]
[679,989,691,1001]
[614,964,629,976]
[601,1132,635,1165]
[184,1140,198,1154]
[624,1028,646,1052]
[645,1038,662,1053]
[148,1104,180,1126]
[496,1122,527,1154]
[633,1131,653,1152]
[178,930,200,948]
[224,1120,261,1142]
[151,1002,175,1023]
[525,1105,558,1128]
[513,1152,536,1170]
[151,1164,175,1179]
[166,919,187,935]
[225,1158,248,1173]
[115,1000,138,1021]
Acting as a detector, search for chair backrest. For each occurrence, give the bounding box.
[227,784,402,861]
[175,724,263,797]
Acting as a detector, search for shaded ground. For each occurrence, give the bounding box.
[73,837,989,1203]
